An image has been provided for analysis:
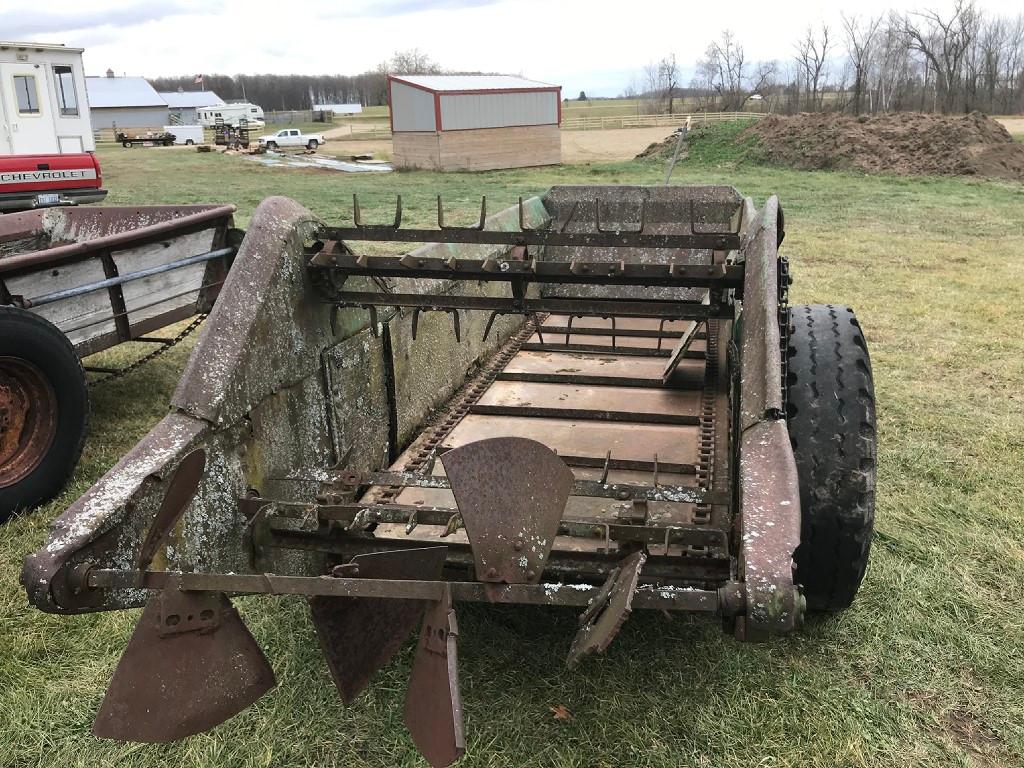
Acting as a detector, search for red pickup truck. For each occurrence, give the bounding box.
[0,153,108,212]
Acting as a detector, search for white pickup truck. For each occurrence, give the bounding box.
[258,128,325,150]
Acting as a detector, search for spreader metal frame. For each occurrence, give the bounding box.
[22,186,802,767]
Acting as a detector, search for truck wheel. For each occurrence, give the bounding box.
[266,141,277,150]
[307,140,319,150]
[785,304,876,612]
[122,141,130,148]
[185,139,194,146]
[0,307,89,522]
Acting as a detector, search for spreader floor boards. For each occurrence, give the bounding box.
[369,315,727,561]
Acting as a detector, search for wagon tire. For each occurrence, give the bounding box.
[0,306,89,522]
[786,304,876,612]
[307,139,319,150]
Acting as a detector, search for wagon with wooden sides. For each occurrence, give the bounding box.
[0,203,238,519]
[21,186,876,767]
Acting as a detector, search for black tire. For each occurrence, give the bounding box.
[307,140,319,150]
[786,304,876,611]
[266,141,277,150]
[185,139,194,146]
[122,141,130,148]
[0,307,89,522]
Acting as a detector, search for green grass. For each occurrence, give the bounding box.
[2,145,1024,768]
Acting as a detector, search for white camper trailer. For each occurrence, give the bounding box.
[197,102,264,128]
[0,41,95,155]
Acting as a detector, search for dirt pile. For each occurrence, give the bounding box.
[741,111,1024,179]
[636,128,685,159]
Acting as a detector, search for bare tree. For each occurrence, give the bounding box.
[794,24,833,110]
[1003,15,1024,112]
[692,30,777,111]
[698,31,746,110]
[902,0,979,113]
[659,54,680,114]
[639,55,682,113]
[385,49,442,75]
[842,13,883,114]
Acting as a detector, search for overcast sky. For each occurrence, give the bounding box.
[3,0,1022,96]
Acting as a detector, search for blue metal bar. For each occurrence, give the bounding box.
[26,247,234,308]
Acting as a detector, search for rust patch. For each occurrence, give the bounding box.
[0,356,58,487]
[442,436,573,584]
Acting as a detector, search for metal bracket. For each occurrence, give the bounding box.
[352,193,402,230]
[566,550,646,668]
[155,587,221,638]
[438,195,486,231]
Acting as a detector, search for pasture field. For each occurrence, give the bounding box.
[1,140,1023,768]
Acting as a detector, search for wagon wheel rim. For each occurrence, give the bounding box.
[0,357,58,488]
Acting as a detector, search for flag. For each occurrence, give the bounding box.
[194,74,203,84]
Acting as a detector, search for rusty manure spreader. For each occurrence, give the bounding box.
[22,185,876,767]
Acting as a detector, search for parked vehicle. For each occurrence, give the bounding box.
[197,102,264,128]
[116,130,176,147]
[0,203,239,518]
[164,125,204,145]
[0,41,95,155]
[258,128,324,150]
[0,153,106,211]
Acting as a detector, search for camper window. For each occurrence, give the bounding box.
[14,75,40,115]
[53,66,79,116]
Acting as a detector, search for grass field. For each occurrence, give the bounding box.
[1,135,1023,768]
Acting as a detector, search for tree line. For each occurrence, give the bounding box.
[149,49,443,110]
[631,1,1024,115]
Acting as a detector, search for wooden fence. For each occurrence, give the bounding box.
[91,111,763,146]
[332,123,391,140]
[560,111,764,131]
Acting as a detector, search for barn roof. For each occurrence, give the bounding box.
[159,91,225,108]
[85,76,165,108]
[389,75,559,93]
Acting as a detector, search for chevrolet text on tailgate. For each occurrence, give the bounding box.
[0,153,107,212]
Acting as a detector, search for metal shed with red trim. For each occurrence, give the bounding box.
[387,74,562,171]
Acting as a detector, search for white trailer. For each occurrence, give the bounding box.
[164,125,205,145]
[0,41,95,155]
[197,102,264,128]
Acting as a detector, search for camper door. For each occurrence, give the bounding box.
[1,63,58,154]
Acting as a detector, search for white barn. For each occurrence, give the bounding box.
[0,40,95,154]
[86,72,168,131]
[314,103,363,115]
[387,74,561,171]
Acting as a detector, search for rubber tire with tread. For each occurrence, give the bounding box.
[185,139,194,146]
[786,304,876,612]
[0,306,89,522]
[266,141,277,150]
[307,140,318,150]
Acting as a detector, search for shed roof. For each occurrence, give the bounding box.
[159,91,225,108]
[85,76,166,108]
[389,75,559,93]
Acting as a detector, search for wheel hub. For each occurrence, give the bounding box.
[0,357,58,488]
